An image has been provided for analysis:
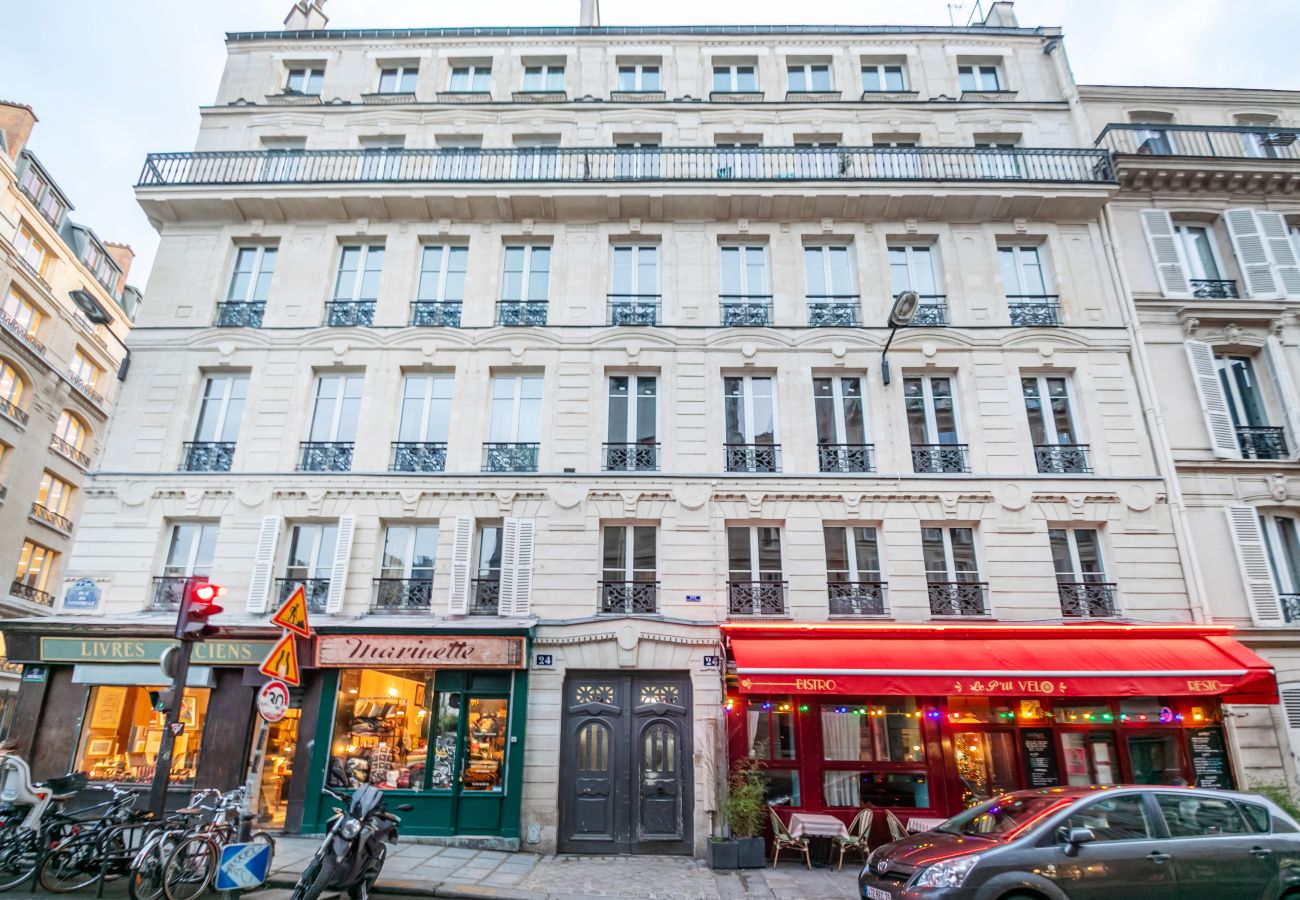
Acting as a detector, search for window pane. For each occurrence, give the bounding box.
[1049,529,1074,578]
[824,771,928,809]
[852,527,881,576]
[884,66,905,91]
[727,527,751,575]
[949,528,978,576]
[1069,795,1154,841]
[463,697,509,791]
[527,247,550,301]
[720,248,742,294]
[745,699,795,760]
[756,527,782,574]
[75,686,210,787]
[635,376,657,443]
[823,527,849,574]
[632,526,656,572]
[602,527,626,573]
[479,527,503,573]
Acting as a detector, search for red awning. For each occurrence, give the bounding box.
[724,623,1278,704]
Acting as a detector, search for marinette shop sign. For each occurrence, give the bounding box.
[315,634,526,669]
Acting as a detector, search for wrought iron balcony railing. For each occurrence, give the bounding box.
[1008,295,1061,326]
[927,581,989,616]
[140,147,1116,187]
[1095,123,1300,160]
[818,444,875,473]
[276,578,330,614]
[215,301,265,327]
[603,442,660,472]
[608,295,661,326]
[1190,279,1240,299]
[0,309,46,355]
[298,441,354,472]
[326,300,376,327]
[50,435,90,468]
[728,580,789,616]
[1058,581,1118,618]
[725,443,780,473]
[720,295,773,326]
[827,581,888,616]
[912,443,970,474]
[599,580,660,615]
[0,397,29,426]
[149,575,203,610]
[483,442,539,472]
[1237,426,1289,460]
[1283,593,1300,623]
[31,503,72,532]
[372,577,434,612]
[391,441,447,472]
[1034,444,1092,474]
[470,577,501,615]
[807,296,860,327]
[411,301,462,327]
[497,300,548,326]
[10,580,54,607]
[181,441,236,472]
[68,373,104,405]
[910,296,948,326]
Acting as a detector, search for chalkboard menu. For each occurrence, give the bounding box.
[1187,728,1234,790]
[1020,729,1062,788]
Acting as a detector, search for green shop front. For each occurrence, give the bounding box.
[300,629,529,843]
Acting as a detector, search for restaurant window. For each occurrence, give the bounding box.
[954,731,1018,808]
[945,696,1014,724]
[75,686,210,786]
[820,701,922,763]
[745,698,795,760]
[1060,731,1119,787]
[824,771,929,810]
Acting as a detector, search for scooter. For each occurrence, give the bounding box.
[290,784,412,900]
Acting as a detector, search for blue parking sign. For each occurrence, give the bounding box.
[215,842,272,892]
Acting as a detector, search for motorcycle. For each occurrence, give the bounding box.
[290,784,412,900]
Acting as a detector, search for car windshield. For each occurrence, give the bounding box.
[937,794,1068,839]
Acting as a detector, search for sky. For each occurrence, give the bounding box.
[1,0,1296,289]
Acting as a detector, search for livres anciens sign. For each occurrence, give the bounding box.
[315,635,525,669]
[40,638,276,665]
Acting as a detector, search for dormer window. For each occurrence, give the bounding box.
[787,62,832,93]
[861,62,907,93]
[285,66,324,96]
[377,65,418,95]
[713,63,758,93]
[17,163,67,228]
[80,243,119,294]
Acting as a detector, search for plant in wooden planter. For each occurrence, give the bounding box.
[709,756,768,869]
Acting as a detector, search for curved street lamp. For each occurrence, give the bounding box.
[881,290,920,385]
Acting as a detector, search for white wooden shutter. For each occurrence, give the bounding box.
[325,515,355,614]
[1265,336,1300,459]
[1257,210,1300,297]
[1139,209,1190,297]
[511,518,536,617]
[1281,684,1300,729]
[1225,209,1280,298]
[246,516,281,614]
[447,516,473,615]
[1184,340,1239,458]
[498,518,520,617]
[1226,506,1284,626]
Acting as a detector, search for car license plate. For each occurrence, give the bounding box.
[866,887,892,900]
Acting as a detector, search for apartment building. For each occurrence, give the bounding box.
[0,0,1283,854]
[0,101,139,732]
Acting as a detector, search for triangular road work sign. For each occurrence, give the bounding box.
[258,632,301,686]
[270,583,312,638]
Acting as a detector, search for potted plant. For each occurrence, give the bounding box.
[709,757,768,869]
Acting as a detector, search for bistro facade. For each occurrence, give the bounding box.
[723,622,1280,824]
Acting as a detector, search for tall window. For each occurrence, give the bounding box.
[35,470,74,520]
[602,525,656,585]
[522,64,565,92]
[905,376,959,445]
[861,63,906,92]
[226,247,277,305]
[922,526,983,616]
[398,375,453,443]
[724,376,778,471]
[787,62,832,92]
[611,245,658,299]
[814,376,869,472]
[194,374,249,445]
[2,287,44,341]
[69,350,103,392]
[286,524,338,588]
[713,64,757,93]
[728,525,785,615]
[606,375,657,469]
[13,224,49,275]
[804,246,855,301]
[163,524,218,578]
[617,64,660,92]
[489,375,543,444]
[54,411,88,453]
[824,527,883,585]
[999,245,1050,297]
[285,67,324,95]
[720,245,769,322]
[378,65,418,94]
[309,375,363,443]
[417,246,468,304]
[958,64,1002,92]
[1022,375,1078,445]
[1262,514,1300,601]
[477,525,503,584]
[14,540,56,596]
[1173,225,1225,282]
[888,244,943,317]
[501,246,551,304]
[380,526,438,581]
[1217,355,1268,429]
[449,65,492,92]
[1049,528,1106,584]
[332,246,384,304]
[0,361,25,412]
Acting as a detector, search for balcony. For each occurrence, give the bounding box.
[603,442,659,472]
[910,296,948,326]
[50,435,90,468]
[1095,124,1300,192]
[215,301,265,327]
[725,443,780,473]
[298,442,354,472]
[599,580,660,615]
[912,444,969,474]
[1058,581,1118,618]
[0,309,46,356]
[1008,295,1061,327]
[68,373,104,406]
[0,397,28,427]
[31,503,72,533]
[276,578,330,614]
[1034,444,1092,474]
[180,441,235,473]
[1237,426,1289,461]
[391,442,447,473]
[372,577,434,612]
[411,301,462,327]
[148,575,201,610]
[827,581,888,616]
[10,580,54,607]
[720,296,773,326]
[728,580,788,616]
[497,300,548,326]
[1283,593,1300,623]
[807,297,860,327]
[1191,279,1240,299]
[326,301,375,327]
[361,91,416,106]
[483,442,539,473]
[818,444,875,473]
[512,90,567,103]
[928,581,989,616]
[470,578,501,615]
[608,295,661,326]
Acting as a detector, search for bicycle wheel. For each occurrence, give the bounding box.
[130,831,180,900]
[38,834,103,894]
[162,835,218,900]
[0,823,39,892]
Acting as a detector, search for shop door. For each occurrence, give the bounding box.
[559,673,692,855]
[255,709,300,829]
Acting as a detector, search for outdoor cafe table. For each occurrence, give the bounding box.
[907,816,946,833]
[787,812,851,840]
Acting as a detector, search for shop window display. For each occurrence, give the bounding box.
[75,686,210,785]
[820,701,923,762]
[745,699,795,760]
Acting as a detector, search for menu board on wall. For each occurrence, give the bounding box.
[1020,729,1062,788]
[1187,728,1235,790]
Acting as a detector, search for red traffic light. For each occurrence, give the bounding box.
[175,579,226,642]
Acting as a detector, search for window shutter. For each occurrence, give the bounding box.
[1225,506,1284,626]
[246,516,281,614]
[447,516,473,615]
[1265,336,1300,459]
[325,515,355,615]
[1257,210,1300,297]
[1281,685,1300,730]
[511,518,536,617]
[498,518,521,617]
[1224,209,1280,298]
[1184,340,1239,458]
[1139,209,1190,297]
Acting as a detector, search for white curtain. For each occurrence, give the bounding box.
[824,771,860,807]
[821,710,861,760]
[746,710,761,755]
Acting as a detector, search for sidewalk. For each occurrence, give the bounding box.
[262,837,861,900]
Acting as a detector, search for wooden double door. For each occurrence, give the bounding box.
[558,672,692,855]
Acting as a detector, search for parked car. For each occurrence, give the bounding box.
[859,785,1300,899]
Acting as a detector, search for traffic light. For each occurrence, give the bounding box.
[175,579,225,642]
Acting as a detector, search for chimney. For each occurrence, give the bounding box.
[579,0,600,27]
[982,1,1018,27]
[104,242,135,293]
[284,0,328,30]
[0,101,37,161]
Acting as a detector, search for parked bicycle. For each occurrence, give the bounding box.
[161,786,275,900]
[129,789,229,900]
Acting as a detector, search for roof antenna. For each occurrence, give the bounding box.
[947,2,963,26]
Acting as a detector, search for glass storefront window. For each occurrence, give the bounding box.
[1060,731,1118,786]
[759,769,799,807]
[428,692,460,789]
[824,771,929,808]
[946,696,1012,724]
[75,686,210,786]
[953,731,1018,807]
[328,669,433,791]
[1057,703,1114,724]
[746,699,796,760]
[820,701,923,762]
[463,697,508,792]
[258,708,300,828]
[1126,733,1186,786]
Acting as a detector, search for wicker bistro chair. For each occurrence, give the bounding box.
[884,809,911,842]
[769,807,812,869]
[835,808,874,871]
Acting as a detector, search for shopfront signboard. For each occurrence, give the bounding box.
[1187,727,1235,790]
[1019,729,1062,788]
[40,637,276,665]
[316,634,526,669]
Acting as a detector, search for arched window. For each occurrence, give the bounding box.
[0,360,26,411]
[54,410,89,452]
